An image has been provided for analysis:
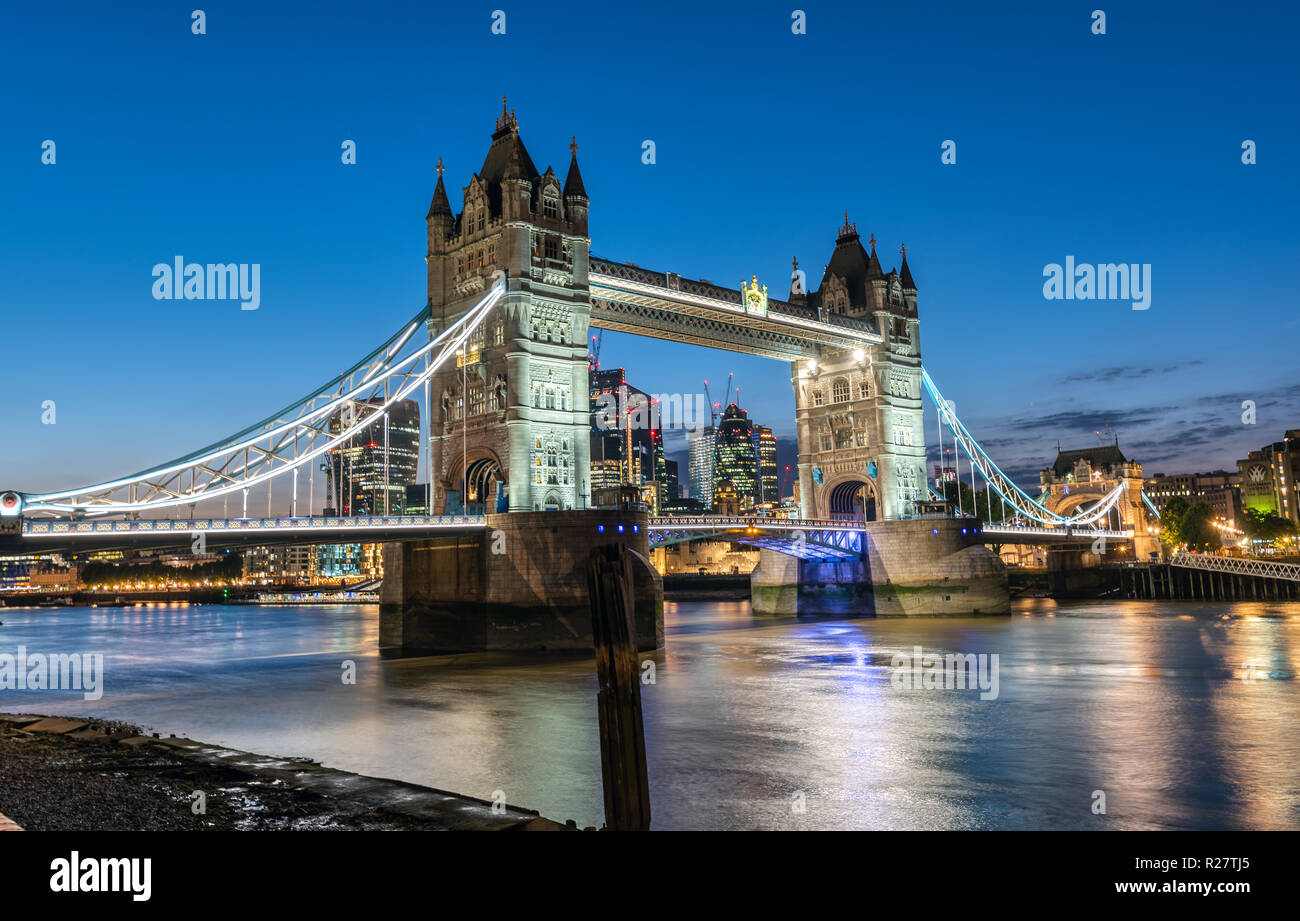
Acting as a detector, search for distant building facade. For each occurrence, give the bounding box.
[714,404,757,509]
[325,397,420,515]
[752,424,778,506]
[1236,430,1300,526]
[1145,470,1242,529]
[687,425,717,508]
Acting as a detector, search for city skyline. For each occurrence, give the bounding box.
[2,3,1297,496]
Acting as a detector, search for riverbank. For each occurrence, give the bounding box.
[0,713,574,831]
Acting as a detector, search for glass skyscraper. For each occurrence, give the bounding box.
[713,404,756,511]
[325,397,421,515]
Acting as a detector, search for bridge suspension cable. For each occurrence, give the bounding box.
[921,369,1128,528]
[20,280,507,515]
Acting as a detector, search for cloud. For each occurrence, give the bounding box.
[1059,360,1203,385]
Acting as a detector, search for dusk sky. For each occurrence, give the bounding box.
[2,1,1296,501]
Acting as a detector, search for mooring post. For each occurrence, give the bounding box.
[586,543,651,831]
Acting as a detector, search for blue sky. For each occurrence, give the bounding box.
[1,0,1297,500]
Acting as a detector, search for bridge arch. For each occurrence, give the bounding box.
[445,450,506,514]
[1043,487,1110,518]
[825,475,877,523]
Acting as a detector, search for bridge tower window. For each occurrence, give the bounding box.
[812,389,824,407]
[858,380,870,399]
[832,378,850,403]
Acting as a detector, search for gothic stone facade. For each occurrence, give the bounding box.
[789,217,926,521]
[425,104,592,513]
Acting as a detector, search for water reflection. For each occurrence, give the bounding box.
[1,598,1297,829]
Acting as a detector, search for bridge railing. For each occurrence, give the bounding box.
[1170,550,1300,582]
[982,524,1132,539]
[23,514,488,537]
[647,516,862,531]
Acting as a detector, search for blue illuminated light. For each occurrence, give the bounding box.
[617,524,625,533]
[932,529,939,535]
[597,525,605,534]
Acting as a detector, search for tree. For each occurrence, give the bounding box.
[1157,496,1190,547]
[1240,508,1298,546]
[1157,497,1220,552]
[1179,502,1220,552]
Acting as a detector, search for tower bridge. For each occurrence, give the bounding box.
[0,102,1158,651]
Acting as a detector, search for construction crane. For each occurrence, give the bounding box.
[588,330,603,372]
[702,372,734,426]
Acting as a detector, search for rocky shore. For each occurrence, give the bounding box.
[0,713,572,831]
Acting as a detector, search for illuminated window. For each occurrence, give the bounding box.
[832,378,850,403]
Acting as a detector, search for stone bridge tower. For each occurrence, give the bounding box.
[425,101,592,513]
[789,216,926,521]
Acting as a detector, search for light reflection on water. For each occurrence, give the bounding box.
[1,598,1297,830]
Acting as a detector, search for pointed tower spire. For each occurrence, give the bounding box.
[427,156,452,219]
[899,242,916,290]
[494,94,518,134]
[563,135,588,200]
[866,232,884,278]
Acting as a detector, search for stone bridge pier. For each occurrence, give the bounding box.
[380,510,663,655]
[750,518,1009,615]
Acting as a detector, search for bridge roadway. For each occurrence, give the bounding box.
[8,514,1132,556]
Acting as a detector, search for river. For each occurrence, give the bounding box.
[1,598,1297,830]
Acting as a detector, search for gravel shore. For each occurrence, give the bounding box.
[0,714,570,831]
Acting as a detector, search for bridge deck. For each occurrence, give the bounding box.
[589,258,881,360]
[10,513,1133,554]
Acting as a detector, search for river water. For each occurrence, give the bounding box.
[1,599,1297,830]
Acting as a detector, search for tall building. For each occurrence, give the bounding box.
[325,397,420,515]
[426,101,591,513]
[714,403,757,510]
[1237,430,1300,525]
[590,367,657,487]
[752,424,778,505]
[687,425,717,509]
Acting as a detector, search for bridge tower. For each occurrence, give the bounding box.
[425,101,592,513]
[788,217,926,520]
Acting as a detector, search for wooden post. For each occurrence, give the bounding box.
[586,544,651,831]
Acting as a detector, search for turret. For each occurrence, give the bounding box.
[426,157,453,255]
[563,136,589,234]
